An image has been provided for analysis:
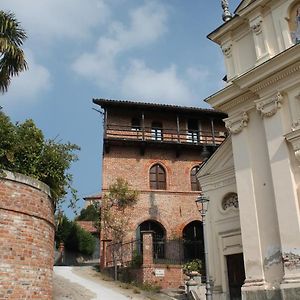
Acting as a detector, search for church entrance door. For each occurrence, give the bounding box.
[226,253,245,300]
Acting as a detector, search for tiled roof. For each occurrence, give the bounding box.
[83,193,102,201]
[76,221,98,234]
[93,98,226,116]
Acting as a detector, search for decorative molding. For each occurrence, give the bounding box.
[218,92,258,113]
[224,112,249,134]
[222,193,238,211]
[292,120,300,131]
[251,20,263,35]
[283,252,300,270]
[285,129,300,162]
[221,43,233,58]
[251,62,300,93]
[256,92,283,118]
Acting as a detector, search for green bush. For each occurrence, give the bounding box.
[56,216,96,256]
[182,259,202,274]
[0,111,80,207]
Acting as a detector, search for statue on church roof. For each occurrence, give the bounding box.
[295,7,300,44]
[221,0,233,22]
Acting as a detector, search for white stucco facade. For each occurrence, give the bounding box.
[198,0,300,299]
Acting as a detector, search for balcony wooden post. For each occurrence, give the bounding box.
[210,118,215,145]
[142,112,145,141]
[104,108,108,138]
[176,115,180,142]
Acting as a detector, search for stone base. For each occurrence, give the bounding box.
[242,289,281,300]
[280,282,300,300]
[242,285,300,300]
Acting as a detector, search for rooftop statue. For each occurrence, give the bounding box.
[221,0,233,22]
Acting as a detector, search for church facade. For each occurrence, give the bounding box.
[198,0,300,299]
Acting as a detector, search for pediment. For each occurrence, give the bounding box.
[198,137,234,176]
[234,0,256,14]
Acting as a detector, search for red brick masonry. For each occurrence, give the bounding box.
[0,171,55,299]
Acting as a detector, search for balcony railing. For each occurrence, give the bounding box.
[104,124,226,146]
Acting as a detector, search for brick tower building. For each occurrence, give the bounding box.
[93,99,226,284]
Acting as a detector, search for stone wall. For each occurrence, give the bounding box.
[0,171,54,299]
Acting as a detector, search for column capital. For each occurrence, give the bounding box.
[255,92,283,118]
[224,112,249,134]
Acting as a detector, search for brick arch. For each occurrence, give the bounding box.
[135,216,168,232]
[175,217,202,237]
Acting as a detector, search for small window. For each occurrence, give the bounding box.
[131,118,141,131]
[150,164,166,190]
[187,119,199,143]
[191,166,201,191]
[151,122,163,141]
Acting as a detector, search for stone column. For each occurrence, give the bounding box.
[141,231,154,266]
[256,93,300,286]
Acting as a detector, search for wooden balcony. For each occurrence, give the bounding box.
[104,124,227,154]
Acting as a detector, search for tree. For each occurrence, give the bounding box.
[76,204,99,221]
[102,178,139,243]
[0,11,28,93]
[101,178,139,279]
[0,111,80,209]
[55,215,96,256]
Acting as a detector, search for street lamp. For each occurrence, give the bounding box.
[195,194,212,300]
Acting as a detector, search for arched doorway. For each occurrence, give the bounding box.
[182,221,204,263]
[136,220,166,259]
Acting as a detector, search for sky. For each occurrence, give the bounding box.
[0,0,241,218]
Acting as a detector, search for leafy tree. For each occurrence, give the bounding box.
[102,178,138,278]
[0,111,80,209]
[55,215,96,256]
[76,204,99,221]
[102,178,139,243]
[0,10,28,93]
[55,215,73,245]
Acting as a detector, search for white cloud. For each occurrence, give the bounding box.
[1,0,110,42]
[121,60,194,105]
[72,1,168,86]
[1,50,51,103]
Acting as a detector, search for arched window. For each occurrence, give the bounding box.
[150,164,166,190]
[151,121,163,141]
[191,166,201,191]
[137,220,166,259]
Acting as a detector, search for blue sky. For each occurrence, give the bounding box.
[0,0,241,218]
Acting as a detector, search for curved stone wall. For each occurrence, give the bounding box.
[0,171,54,299]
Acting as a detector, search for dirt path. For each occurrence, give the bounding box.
[53,266,172,300]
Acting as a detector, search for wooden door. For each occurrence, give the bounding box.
[226,253,245,300]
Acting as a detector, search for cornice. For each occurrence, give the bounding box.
[236,44,300,91]
[199,167,236,192]
[251,62,300,94]
[218,91,258,112]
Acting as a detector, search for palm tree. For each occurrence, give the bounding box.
[0,11,28,93]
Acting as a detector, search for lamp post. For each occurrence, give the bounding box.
[195,195,212,300]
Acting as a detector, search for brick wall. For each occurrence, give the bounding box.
[0,171,54,299]
[102,145,202,240]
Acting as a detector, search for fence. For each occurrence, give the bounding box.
[105,238,204,268]
[105,239,142,268]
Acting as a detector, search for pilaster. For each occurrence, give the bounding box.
[256,92,300,286]
[228,111,268,289]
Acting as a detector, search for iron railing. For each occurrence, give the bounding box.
[105,239,142,268]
